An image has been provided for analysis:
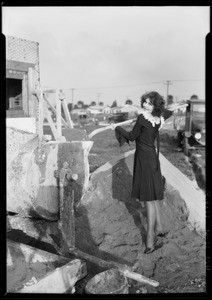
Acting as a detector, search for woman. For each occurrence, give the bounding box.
[114,91,173,254]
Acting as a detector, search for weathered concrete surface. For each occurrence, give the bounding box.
[75,149,204,264]
[17,259,87,293]
[7,127,36,165]
[7,125,93,220]
[7,240,87,293]
[6,117,36,134]
[160,152,205,233]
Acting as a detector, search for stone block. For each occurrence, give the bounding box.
[7,126,93,220]
[7,240,87,293]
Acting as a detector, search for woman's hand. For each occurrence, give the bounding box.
[167,103,188,112]
[110,123,116,130]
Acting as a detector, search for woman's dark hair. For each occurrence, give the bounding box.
[140,91,165,117]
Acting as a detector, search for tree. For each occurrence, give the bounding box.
[126,99,133,105]
[99,102,104,106]
[68,103,73,112]
[111,100,117,108]
[90,101,96,106]
[167,95,174,106]
[77,101,84,108]
[190,95,198,100]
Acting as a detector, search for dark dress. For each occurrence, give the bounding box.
[115,109,172,202]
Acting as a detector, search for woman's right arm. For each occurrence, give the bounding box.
[116,115,142,142]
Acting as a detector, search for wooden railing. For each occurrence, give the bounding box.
[32,88,74,141]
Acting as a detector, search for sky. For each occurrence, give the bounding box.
[2,6,210,107]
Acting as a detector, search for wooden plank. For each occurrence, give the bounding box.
[6,60,35,72]
[71,248,159,287]
[55,89,62,140]
[38,89,44,139]
[7,239,69,265]
[43,93,68,127]
[61,98,74,128]
[22,73,28,116]
[88,118,136,139]
[43,89,56,93]
[28,67,36,117]
[44,101,58,141]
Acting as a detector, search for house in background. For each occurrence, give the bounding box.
[111,104,140,118]
[6,35,40,119]
[102,106,112,115]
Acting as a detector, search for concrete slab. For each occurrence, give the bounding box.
[6,117,36,133]
[7,240,87,293]
[160,153,205,233]
[7,138,93,220]
[17,259,87,293]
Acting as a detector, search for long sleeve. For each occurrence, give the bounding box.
[163,109,173,121]
[115,115,142,146]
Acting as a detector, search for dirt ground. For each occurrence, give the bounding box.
[79,123,206,294]
[8,123,206,294]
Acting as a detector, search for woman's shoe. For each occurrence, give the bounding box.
[144,242,163,254]
[157,231,169,238]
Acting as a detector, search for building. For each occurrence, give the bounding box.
[102,106,112,115]
[6,35,40,118]
[111,104,140,118]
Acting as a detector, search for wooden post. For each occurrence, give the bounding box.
[56,89,62,140]
[71,248,159,287]
[61,97,74,128]
[28,67,35,117]
[88,118,136,139]
[44,101,58,141]
[55,163,77,253]
[22,73,29,116]
[43,93,68,128]
[38,89,44,139]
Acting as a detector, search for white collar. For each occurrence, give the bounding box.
[139,108,165,130]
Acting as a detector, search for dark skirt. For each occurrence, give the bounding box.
[131,143,164,201]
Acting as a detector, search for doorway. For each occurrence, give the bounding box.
[6,78,22,110]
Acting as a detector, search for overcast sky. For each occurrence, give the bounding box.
[2,6,209,106]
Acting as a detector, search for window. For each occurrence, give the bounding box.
[6,78,22,110]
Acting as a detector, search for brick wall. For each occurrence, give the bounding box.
[6,35,40,88]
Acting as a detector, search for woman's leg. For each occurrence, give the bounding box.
[154,200,163,234]
[145,201,156,248]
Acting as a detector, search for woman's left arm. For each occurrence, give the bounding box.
[163,109,173,121]
[163,103,188,120]
[116,115,143,142]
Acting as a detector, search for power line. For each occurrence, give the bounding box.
[71,79,204,91]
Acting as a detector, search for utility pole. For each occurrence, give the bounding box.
[164,80,172,102]
[97,93,100,105]
[70,88,75,109]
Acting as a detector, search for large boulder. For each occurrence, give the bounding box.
[7,127,93,220]
[75,150,190,264]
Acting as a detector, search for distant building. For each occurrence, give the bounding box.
[87,105,104,114]
[102,106,112,114]
[111,104,140,118]
[6,35,40,118]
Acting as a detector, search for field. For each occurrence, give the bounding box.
[82,123,205,189]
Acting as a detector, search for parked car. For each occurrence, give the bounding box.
[108,112,128,123]
[78,114,99,125]
[176,99,205,155]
